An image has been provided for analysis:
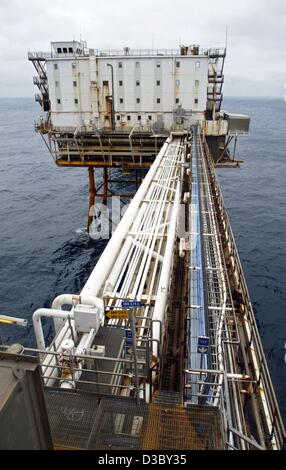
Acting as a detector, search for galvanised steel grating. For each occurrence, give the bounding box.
[45,389,223,450]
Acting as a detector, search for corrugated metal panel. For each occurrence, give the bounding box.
[224,113,250,134]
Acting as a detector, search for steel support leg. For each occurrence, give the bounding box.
[88,167,96,230]
[103,167,108,206]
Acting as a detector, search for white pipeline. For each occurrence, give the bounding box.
[33,308,73,351]
[151,185,181,357]
[81,140,170,299]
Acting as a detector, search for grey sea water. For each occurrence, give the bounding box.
[0,97,285,422]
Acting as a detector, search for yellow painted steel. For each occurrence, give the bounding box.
[141,404,206,450]
[54,444,83,451]
[106,309,130,320]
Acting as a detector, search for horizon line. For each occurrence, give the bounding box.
[0,95,284,100]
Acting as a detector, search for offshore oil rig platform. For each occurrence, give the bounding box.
[0,41,285,451]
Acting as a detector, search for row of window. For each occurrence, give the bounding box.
[54,63,77,70]
[115,115,150,122]
[134,98,161,104]
[118,98,199,104]
[118,60,201,69]
[56,47,82,54]
[118,61,162,69]
[54,78,200,88]
[113,108,204,123]
[55,80,78,87]
[57,99,78,104]
[118,80,161,86]
[53,60,201,71]
[117,79,199,87]
[109,115,153,122]
[56,98,199,105]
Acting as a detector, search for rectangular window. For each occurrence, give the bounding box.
[103,80,109,86]
[55,81,59,87]
[156,61,161,68]
[69,47,73,53]
[136,80,140,86]
[120,98,124,104]
[157,98,161,104]
[127,115,131,121]
[195,61,200,68]
[148,115,152,120]
[73,81,77,87]
[135,62,140,68]
[72,63,76,69]
[175,98,180,104]
[63,47,68,53]
[117,115,121,121]
[156,80,160,86]
[176,61,180,68]
[136,98,140,104]
[118,62,123,68]
[138,115,141,121]
[57,99,61,104]
[119,80,123,86]
[195,80,200,87]
[54,64,58,70]
[194,98,199,104]
[175,80,180,87]
[57,48,62,54]
[105,115,109,120]
[74,98,78,104]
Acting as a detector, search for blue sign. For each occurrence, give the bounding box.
[125,329,133,356]
[125,343,133,356]
[125,347,133,357]
[122,300,141,308]
[125,329,133,340]
[197,337,210,354]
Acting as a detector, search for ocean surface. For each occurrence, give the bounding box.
[0,97,285,423]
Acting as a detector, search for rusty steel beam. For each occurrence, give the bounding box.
[215,163,241,169]
[56,160,152,169]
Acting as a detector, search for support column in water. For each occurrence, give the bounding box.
[87,167,96,230]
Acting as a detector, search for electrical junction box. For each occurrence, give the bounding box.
[74,304,102,334]
[85,345,106,371]
[87,345,106,358]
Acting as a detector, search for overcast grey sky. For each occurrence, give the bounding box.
[0,0,285,97]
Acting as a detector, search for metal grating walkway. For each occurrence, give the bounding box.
[45,388,100,450]
[45,389,223,450]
